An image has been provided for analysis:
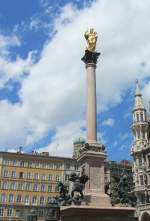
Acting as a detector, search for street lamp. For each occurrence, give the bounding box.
[45,198,60,221]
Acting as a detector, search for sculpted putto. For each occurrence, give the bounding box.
[84,28,98,52]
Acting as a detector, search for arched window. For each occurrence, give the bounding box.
[16,195,22,203]
[9,194,14,203]
[33,183,38,191]
[1,194,6,203]
[40,196,44,205]
[25,195,29,205]
[137,130,140,139]
[32,196,37,205]
[140,112,144,121]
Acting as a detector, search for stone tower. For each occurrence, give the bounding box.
[131,81,150,220]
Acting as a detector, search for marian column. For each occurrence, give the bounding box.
[82,29,99,144]
[77,29,111,207]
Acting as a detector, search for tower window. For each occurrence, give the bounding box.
[140,175,144,185]
[140,112,144,121]
[137,113,139,122]
[137,131,140,139]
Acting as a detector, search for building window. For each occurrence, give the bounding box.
[12,160,17,166]
[137,113,139,122]
[48,185,52,192]
[48,174,52,181]
[137,130,140,139]
[26,183,30,191]
[0,207,4,216]
[28,161,32,168]
[2,182,8,189]
[32,196,37,205]
[7,208,13,217]
[34,173,39,180]
[1,194,6,203]
[55,185,59,192]
[19,172,24,179]
[9,194,14,203]
[56,175,60,181]
[42,162,46,168]
[33,183,38,191]
[12,171,16,178]
[41,184,46,192]
[48,163,53,169]
[140,112,144,121]
[142,131,145,139]
[10,182,16,190]
[18,183,23,190]
[65,175,69,181]
[27,172,31,179]
[20,161,25,167]
[35,162,39,168]
[75,165,78,171]
[40,196,44,205]
[25,195,30,205]
[139,157,142,168]
[41,174,46,180]
[16,195,22,203]
[56,163,62,169]
[66,164,70,169]
[3,170,8,177]
[3,159,9,165]
[140,175,144,185]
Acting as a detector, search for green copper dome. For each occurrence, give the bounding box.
[73,137,86,145]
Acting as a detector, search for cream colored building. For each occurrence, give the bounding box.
[0,151,78,221]
[131,81,150,221]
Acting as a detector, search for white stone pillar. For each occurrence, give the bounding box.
[86,63,97,143]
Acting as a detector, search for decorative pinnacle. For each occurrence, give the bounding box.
[135,79,142,96]
[134,80,145,110]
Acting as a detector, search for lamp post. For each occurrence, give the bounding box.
[45,198,60,221]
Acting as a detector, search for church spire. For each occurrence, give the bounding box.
[133,80,145,110]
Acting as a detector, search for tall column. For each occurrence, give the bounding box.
[78,29,111,207]
[86,63,97,143]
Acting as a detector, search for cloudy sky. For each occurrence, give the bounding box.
[0,0,150,161]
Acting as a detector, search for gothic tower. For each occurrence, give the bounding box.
[131,81,150,220]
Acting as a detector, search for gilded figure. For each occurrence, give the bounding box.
[84,28,98,52]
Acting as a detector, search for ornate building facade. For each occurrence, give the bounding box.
[131,81,150,221]
[0,151,78,221]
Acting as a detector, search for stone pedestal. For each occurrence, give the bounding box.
[61,206,137,221]
[77,148,111,207]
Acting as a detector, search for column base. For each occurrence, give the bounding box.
[84,193,111,207]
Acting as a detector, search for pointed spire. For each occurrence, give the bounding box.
[135,80,142,96]
[133,80,145,110]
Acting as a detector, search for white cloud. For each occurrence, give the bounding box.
[0,34,34,88]
[102,118,114,127]
[0,0,150,156]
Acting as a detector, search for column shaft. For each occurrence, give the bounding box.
[86,63,97,143]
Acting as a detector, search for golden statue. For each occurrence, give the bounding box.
[84,28,97,52]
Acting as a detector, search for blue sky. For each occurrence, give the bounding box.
[0,0,150,161]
